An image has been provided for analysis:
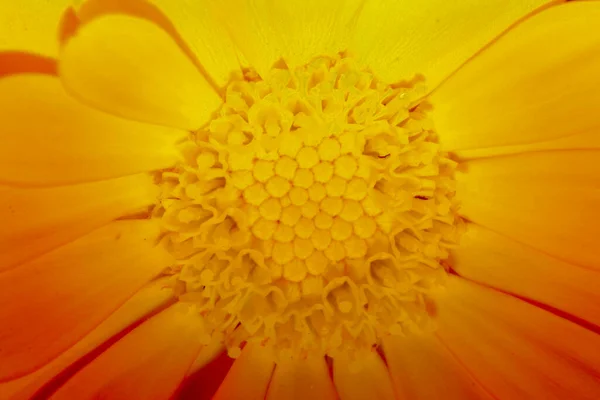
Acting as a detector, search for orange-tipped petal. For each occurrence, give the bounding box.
[0,220,173,381]
[382,334,493,400]
[451,224,600,327]
[350,0,553,87]
[51,302,205,400]
[213,343,275,400]
[3,278,174,400]
[0,71,185,186]
[60,14,222,130]
[431,2,600,151]
[456,150,600,270]
[266,355,337,400]
[433,276,600,398]
[333,351,396,400]
[0,174,158,272]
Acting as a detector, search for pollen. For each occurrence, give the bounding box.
[155,54,464,361]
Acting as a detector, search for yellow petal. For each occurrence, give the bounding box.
[382,334,493,400]
[2,278,173,400]
[454,129,600,160]
[51,302,204,400]
[0,0,71,56]
[213,343,275,400]
[351,0,553,87]
[0,174,158,272]
[333,351,396,400]
[62,0,241,90]
[145,0,242,88]
[456,150,600,270]
[431,2,600,151]
[0,70,185,186]
[211,0,364,78]
[60,14,222,130]
[434,276,600,398]
[451,224,600,328]
[0,220,173,381]
[266,356,337,400]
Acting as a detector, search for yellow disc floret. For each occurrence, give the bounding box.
[154,54,464,360]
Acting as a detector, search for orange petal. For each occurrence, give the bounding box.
[456,150,600,270]
[0,174,158,272]
[451,224,600,327]
[266,355,337,400]
[210,0,364,78]
[3,278,174,400]
[51,302,205,400]
[60,14,222,130]
[0,72,185,186]
[433,276,600,399]
[333,351,396,400]
[382,334,493,400]
[431,2,600,151]
[186,335,224,376]
[0,219,174,381]
[350,0,553,87]
[213,343,275,400]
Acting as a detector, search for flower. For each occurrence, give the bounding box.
[1,0,600,399]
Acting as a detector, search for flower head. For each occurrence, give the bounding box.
[1,0,600,399]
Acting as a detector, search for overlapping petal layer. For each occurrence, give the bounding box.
[456,150,600,270]
[1,279,174,400]
[51,302,205,400]
[0,174,158,272]
[60,14,221,130]
[0,220,173,380]
[0,71,185,186]
[434,277,600,399]
[431,2,600,151]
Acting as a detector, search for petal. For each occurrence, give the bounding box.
[333,351,396,400]
[2,278,174,400]
[143,0,242,88]
[454,129,600,160]
[62,0,242,89]
[433,276,600,399]
[0,219,173,381]
[210,0,364,78]
[0,0,70,56]
[60,14,222,130]
[213,343,275,400]
[51,302,205,400]
[350,0,553,87]
[456,150,600,270]
[0,174,158,272]
[451,224,600,327]
[178,351,234,400]
[0,71,185,186]
[266,356,337,400]
[186,336,224,376]
[382,334,494,400]
[431,2,600,152]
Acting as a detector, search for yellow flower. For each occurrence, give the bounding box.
[1,0,600,399]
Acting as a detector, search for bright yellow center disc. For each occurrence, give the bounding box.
[155,54,464,360]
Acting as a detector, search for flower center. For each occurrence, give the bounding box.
[154,55,463,360]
